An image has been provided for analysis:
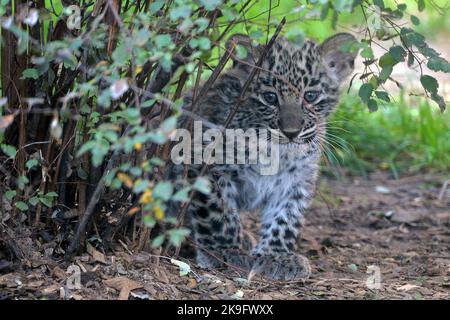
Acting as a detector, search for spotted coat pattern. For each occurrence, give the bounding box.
[173,33,357,280]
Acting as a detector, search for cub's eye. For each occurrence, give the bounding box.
[304,91,320,104]
[262,92,278,105]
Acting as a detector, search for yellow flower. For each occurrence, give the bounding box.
[134,142,142,151]
[153,205,164,221]
[139,189,153,204]
[135,65,143,75]
[117,172,133,188]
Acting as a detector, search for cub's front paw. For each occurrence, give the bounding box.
[197,248,254,270]
[250,252,311,281]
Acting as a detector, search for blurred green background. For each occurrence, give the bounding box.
[37,0,450,177]
[238,0,450,177]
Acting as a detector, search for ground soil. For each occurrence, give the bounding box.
[1,171,449,300]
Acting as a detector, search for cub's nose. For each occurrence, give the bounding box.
[281,129,301,140]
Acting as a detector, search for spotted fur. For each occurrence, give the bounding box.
[173,33,357,280]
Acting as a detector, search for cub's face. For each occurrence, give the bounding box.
[228,33,357,146]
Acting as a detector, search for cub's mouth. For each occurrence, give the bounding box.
[268,127,317,146]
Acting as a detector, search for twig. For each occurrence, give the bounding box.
[65,125,133,260]
[175,17,286,227]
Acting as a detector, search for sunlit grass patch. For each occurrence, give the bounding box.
[324,94,450,177]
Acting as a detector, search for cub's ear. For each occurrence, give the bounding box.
[320,33,358,83]
[226,34,263,69]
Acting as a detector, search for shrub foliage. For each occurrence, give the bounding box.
[0,0,448,256]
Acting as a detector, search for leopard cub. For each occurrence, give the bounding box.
[172,33,357,280]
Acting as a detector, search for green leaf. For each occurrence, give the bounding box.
[76,140,96,157]
[91,141,109,167]
[368,99,378,112]
[40,196,53,208]
[148,131,167,144]
[285,29,304,46]
[417,44,439,58]
[160,116,178,133]
[149,0,164,14]
[249,29,264,41]
[150,157,164,166]
[375,91,390,102]
[373,0,384,9]
[379,53,396,68]
[320,3,329,20]
[195,18,210,33]
[420,75,438,94]
[129,167,142,177]
[361,47,374,59]
[133,179,149,193]
[151,234,165,248]
[153,181,173,201]
[143,215,156,228]
[185,62,195,73]
[140,99,156,108]
[46,192,58,198]
[379,65,393,82]
[160,52,172,72]
[112,44,128,66]
[26,159,38,170]
[104,169,118,187]
[407,52,415,67]
[430,92,446,111]
[21,68,39,80]
[427,57,450,73]
[169,4,191,20]
[4,190,16,201]
[401,28,425,48]
[155,34,172,48]
[172,187,191,202]
[333,0,353,12]
[1,144,17,158]
[29,196,39,206]
[168,228,190,247]
[369,76,378,89]
[235,45,248,60]
[389,46,406,63]
[331,10,338,29]
[198,37,211,51]
[199,0,221,11]
[15,201,29,211]
[418,0,425,12]
[358,83,373,104]
[189,38,198,49]
[17,175,29,190]
[397,3,406,11]
[410,15,420,26]
[221,7,238,21]
[111,178,122,190]
[193,177,211,194]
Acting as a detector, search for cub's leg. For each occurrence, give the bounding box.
[191,175,252,270]
[251,192,313,281]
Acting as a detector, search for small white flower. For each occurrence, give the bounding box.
[24,9,39,26]
[50,116,62,140]
[2,17,13,29]
[0,97,8,107]
[110,79,129,100]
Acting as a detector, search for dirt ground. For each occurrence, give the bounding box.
[1,171,449,300]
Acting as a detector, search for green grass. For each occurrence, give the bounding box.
[323,94,450,177]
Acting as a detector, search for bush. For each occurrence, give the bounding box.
[0,0,448,257]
